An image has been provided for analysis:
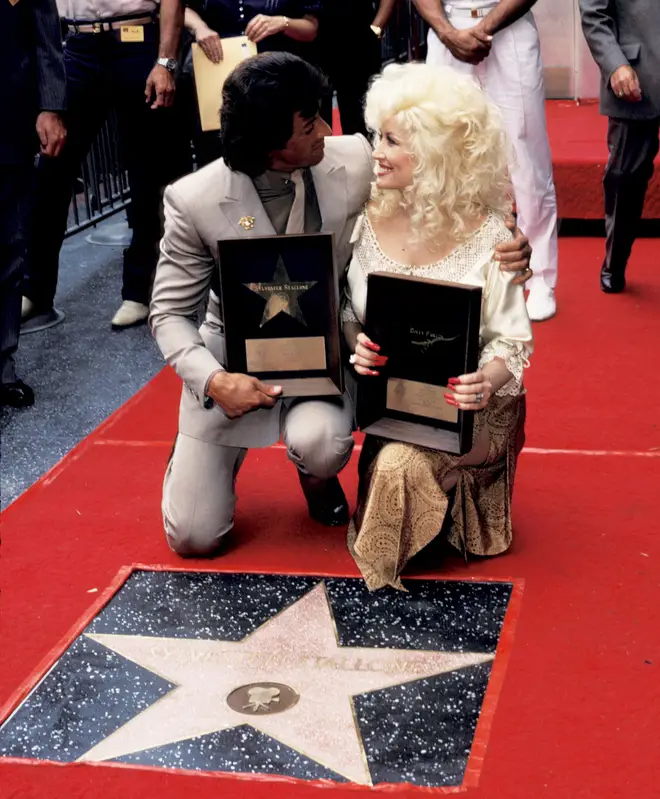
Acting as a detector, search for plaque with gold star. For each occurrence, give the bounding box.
[0,569,522,790]
[218,234,343,397]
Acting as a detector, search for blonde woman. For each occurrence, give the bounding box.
[343,63,534,591]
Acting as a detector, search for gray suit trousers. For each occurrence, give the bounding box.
[604,116,660,275]
[162,395,354,556]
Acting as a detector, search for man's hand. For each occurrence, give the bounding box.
[196,24,223,63]
[245,14,288,44]
[36,112,66,158]
[439,27,492,64]
[610,65,642,102]
[207,371,282,418]
[495,215,533,286]
[145,64,176,109]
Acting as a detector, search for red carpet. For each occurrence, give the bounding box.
[2,237,660,797]
[544,100,660,219]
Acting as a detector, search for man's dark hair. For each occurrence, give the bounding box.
[220,52,330,177]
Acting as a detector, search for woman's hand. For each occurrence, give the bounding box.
[350,332,388,377]
[196,25,223,63]
[444,371,493,411]
[246,14,289,44]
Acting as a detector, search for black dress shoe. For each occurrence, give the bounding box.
[298,473,349,527]
[0,380,35,408]
[600,268,626,294]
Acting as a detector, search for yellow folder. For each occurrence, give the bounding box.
[192,36,258,132]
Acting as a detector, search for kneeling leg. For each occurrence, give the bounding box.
[162,434,246,556]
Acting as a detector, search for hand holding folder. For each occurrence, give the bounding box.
[192,36,258,132]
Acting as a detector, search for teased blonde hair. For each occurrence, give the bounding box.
[364,62,513,245]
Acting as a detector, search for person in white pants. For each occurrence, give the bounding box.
[414,0,558,321]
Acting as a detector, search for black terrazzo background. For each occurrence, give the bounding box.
[0,571,512,788]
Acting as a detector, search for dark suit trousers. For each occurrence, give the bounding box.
[604,116,660,275]
[23,26,187,310]
[0,165,32,384]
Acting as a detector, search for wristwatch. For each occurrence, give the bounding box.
[370,24,383,38]
[156,57,178,73]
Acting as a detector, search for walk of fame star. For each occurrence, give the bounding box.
[77,583,493,785]
[244,256,316,328]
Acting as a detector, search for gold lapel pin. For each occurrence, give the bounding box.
[239,216,256,231]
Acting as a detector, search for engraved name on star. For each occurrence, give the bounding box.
[79,582,493,785]
[243,256,316,327]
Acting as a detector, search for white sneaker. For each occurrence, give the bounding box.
[526,283,556,322]
[111,301,149,330]
[21,296,35,320]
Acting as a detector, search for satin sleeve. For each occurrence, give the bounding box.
[478,259,534,396]
[341,214,366,325]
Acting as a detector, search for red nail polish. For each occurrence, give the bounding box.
[448,378,460,385]
[445,398,458,407]
[444,393,454,402]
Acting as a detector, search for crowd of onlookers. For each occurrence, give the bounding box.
[2,0,657,411]
[2,0,398,410]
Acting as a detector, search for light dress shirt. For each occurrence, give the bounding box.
[56,0,159,21]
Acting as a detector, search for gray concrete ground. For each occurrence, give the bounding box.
[0,213,164,508]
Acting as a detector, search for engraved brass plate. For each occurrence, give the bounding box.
[227,682,299,716]
[246,336,326,373]
[386,378,458,423]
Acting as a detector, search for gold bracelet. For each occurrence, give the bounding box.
[282,16,290,28]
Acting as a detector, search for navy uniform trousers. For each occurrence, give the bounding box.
[0,166,33,384]
[22,22,188,312]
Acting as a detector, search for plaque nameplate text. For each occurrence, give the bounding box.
[246,336,327,373]
[386,378,458,424]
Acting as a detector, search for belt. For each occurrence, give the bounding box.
[444,4,498,18]
[66,14,154,34]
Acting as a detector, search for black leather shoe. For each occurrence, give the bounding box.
[0,380,35,408]
[600,267,626,294]
[298,473,349,527]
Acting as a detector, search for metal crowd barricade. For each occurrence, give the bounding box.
[382,0,428,65]
[64,111,131,239]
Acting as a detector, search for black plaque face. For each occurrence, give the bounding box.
[218,234,343,397]
[357,273,482,455]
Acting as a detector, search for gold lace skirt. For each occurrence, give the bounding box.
[348,394,527,591]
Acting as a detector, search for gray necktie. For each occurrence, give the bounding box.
[285,169,305,235]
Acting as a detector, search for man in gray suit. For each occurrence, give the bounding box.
[580,0,660,293]
[150,52,532,557]
[0,0,66,408]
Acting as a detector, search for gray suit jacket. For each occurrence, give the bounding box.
[150,134,374,448]
[579,0,660,120]
[0,0,66,165]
